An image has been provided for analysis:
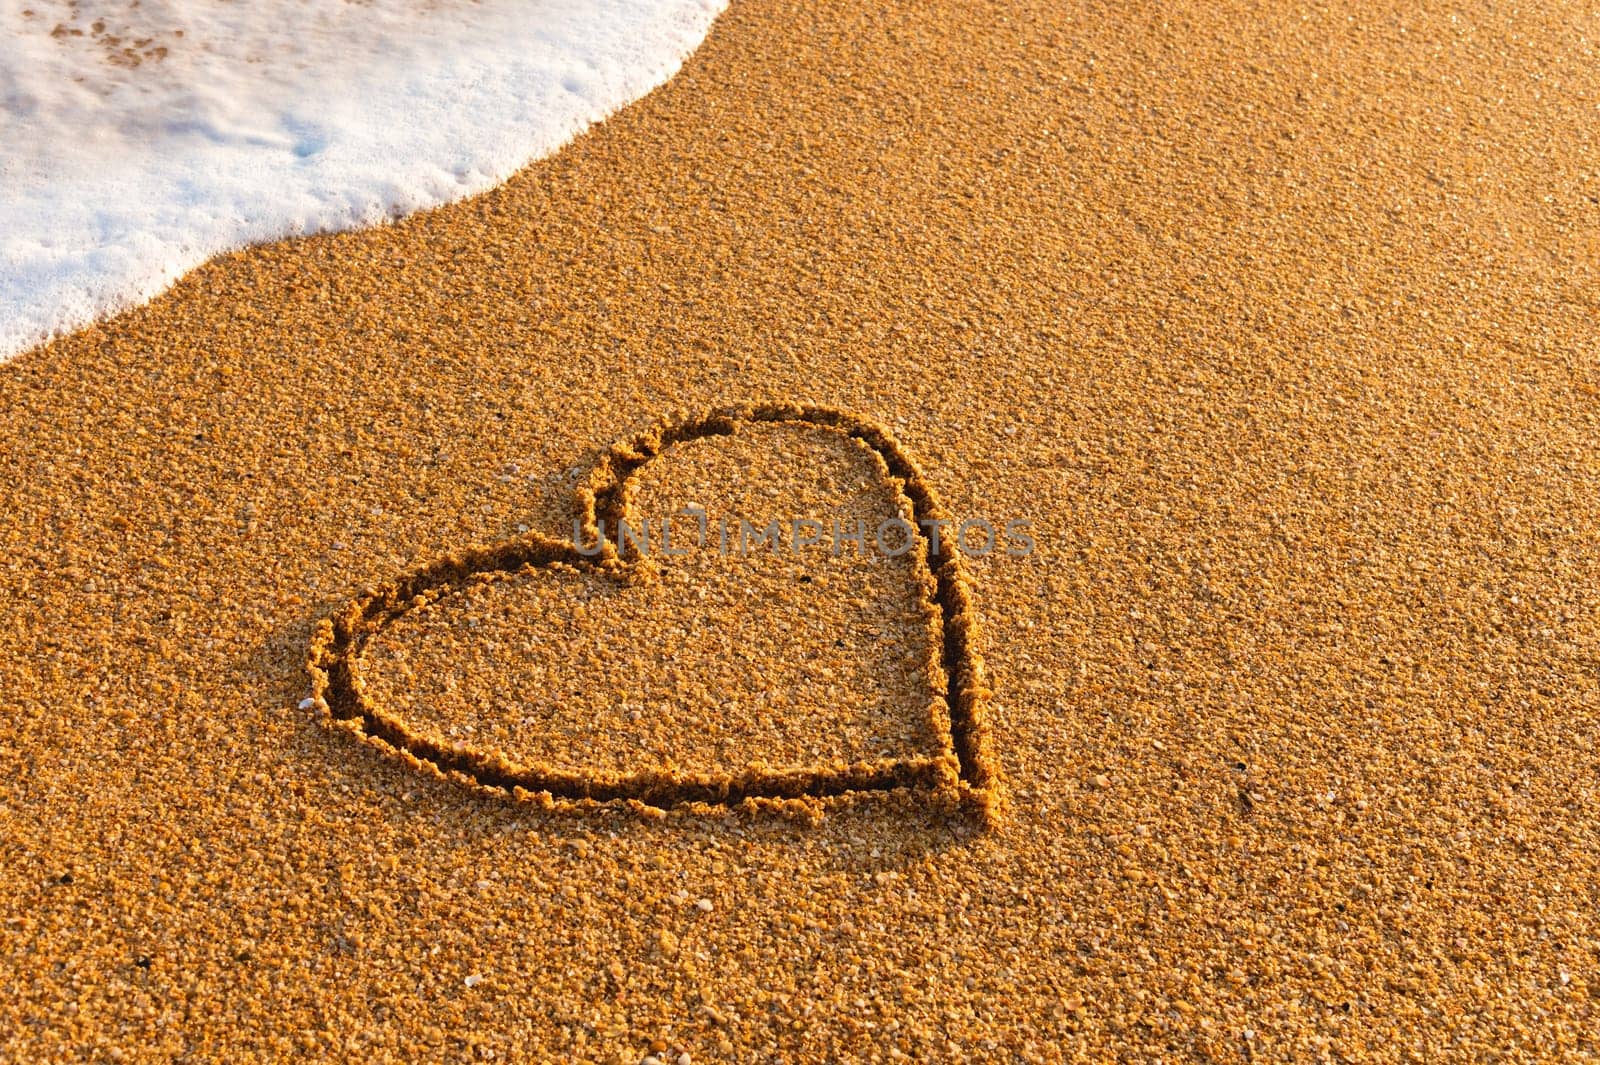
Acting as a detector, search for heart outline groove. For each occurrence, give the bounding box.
[305,402,1000,822]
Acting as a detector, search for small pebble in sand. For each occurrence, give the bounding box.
[464,973,484,988]
[695,898,713,913]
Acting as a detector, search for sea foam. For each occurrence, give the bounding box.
[0,0,726,360]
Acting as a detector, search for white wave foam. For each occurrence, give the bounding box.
[0,0,725,360]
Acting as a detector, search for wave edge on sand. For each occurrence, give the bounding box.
[0,0,728,362]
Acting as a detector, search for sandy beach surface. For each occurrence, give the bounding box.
[4,0,1600,1060]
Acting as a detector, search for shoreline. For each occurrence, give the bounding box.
[3,0,1599,1059]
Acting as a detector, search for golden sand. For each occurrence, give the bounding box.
[4,0,1600,1059]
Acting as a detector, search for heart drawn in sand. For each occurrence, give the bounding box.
[305,404,998,819]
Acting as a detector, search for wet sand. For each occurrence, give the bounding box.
[3,0,1599,1059]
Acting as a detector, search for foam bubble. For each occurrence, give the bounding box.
[0,0,726,360]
